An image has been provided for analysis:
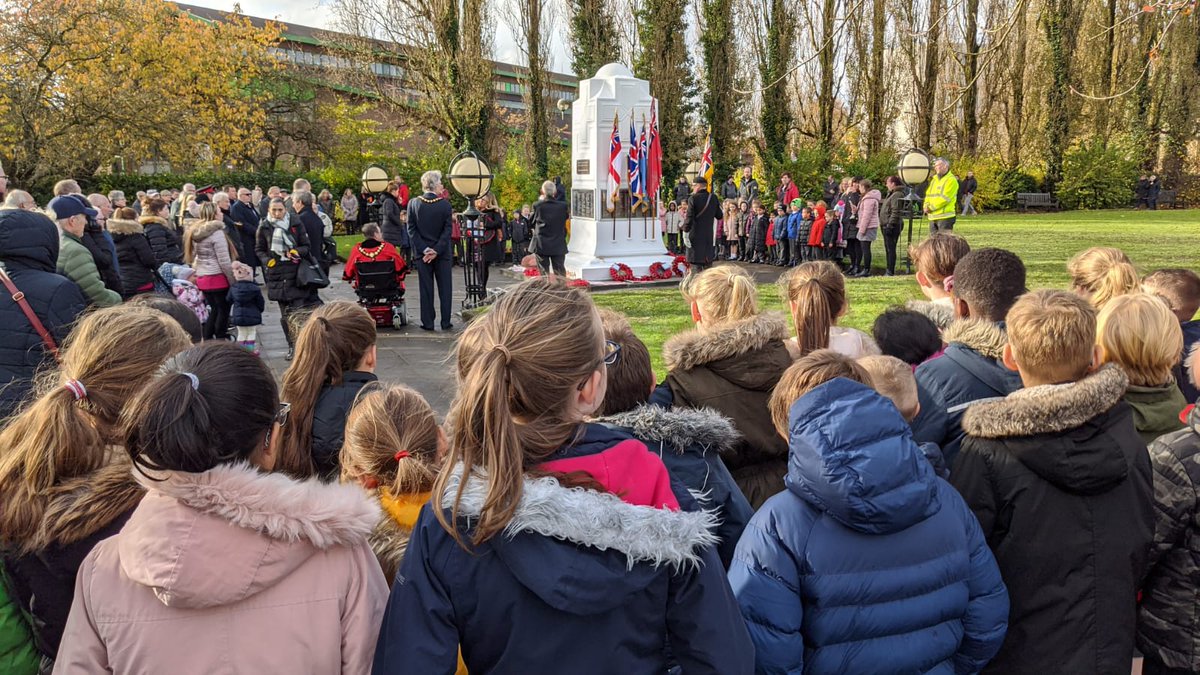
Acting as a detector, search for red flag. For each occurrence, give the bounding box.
[648,100,662,200]
[606,113,621,212]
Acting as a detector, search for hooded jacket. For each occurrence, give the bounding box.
[911,319,1024,469]
[53,463,387,675]
[950,365,1153,674]
[664,312,793,509]
[1138,405,1200,671]
[856,188,881,239]
[2,460,142,662]
[138,215,183,267]
[372,426,755,674]
[227,280,264,327]
[312,371,379,481]
[107,218,158,297]
[185,219,234,285]
[378,191,409,249]
[57,231,120,309]
[1123,381,1187,445]
[0,210,86,420]
[597,405,754,568]
[729,379,1009,674]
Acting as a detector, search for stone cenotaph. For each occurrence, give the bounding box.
[564,63,673,282]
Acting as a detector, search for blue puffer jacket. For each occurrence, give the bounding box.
[373,424,754,674]
[0,210,87,420]
[773,214,788,242]
[729,378,1009,675]
[911,319,1023,470]
[786,211,802,239]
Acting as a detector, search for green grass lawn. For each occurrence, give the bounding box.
[336,209,1197,375]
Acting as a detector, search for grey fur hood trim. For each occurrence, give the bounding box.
[106,218,144,236]
[370,516,411,581]
[597,405,741,455]
[444,465,719,570]
[962,364,1128,438]
[942,318,1007,359]
[905,299,955,331]
[662,312,789,372]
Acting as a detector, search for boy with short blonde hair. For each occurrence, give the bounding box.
[951,289,1153,674]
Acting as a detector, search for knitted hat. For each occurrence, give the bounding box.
[790,198,803,209]
[232,261,253,282]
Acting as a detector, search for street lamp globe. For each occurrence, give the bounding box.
[683,161,701,184]
[897,148,933,187]
[361,165,389,194]
[447,152,493,204]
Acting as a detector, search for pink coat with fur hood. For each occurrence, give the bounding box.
[53,462,387,675]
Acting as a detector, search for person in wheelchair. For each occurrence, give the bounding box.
[344,223,408,328]
[344,223,407,286]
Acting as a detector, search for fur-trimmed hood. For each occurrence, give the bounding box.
[942,318,1007,359]
[906,299,955,331]
[121,462,380,609]
[962,365,1132,495]
[596,405,741,456]
[138,214,176,231]
[106,218,143,236]
[27,456,144,553]
[663,311,789,373]
[443,465,718,571]
[186,218,225,241]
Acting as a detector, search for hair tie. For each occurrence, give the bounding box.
[394,450,410,461]
[181,372,200,391]
[942,275,955,293]
[63,379,87,401]
[491,344,512,365]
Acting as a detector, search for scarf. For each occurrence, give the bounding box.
[268,214,294,257]
[379,489,432,531]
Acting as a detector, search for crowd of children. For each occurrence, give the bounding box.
[1,224,1199,673]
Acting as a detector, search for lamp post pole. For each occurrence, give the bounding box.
[896,148,932,274]
[447,152,494,310]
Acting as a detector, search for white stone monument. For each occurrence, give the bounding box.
[565,63,673,282]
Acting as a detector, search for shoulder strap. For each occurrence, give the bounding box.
[0,267,59,362]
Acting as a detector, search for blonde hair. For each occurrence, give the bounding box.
[340,384,440,496]
[1006,289,1097,383]
[1097,293,1184,387]
[769,349,872,438]
[681,266,760,326]
[436,278,608,548]
[278,302,377,478]
[1067,247,1139,310]
[183,220,239,264]
[781,261,846,357]
[858,355,919,421]
[0,305,191,552]
[908,233,970,283]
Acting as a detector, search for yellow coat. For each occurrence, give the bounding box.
[924,171,959,221]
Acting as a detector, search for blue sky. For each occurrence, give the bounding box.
[185,0,574,74]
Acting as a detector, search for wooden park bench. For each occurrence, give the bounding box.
[1157,190,1184,209]
[1016,192,1060,211]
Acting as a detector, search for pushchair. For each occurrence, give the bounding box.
[350,260,408,328]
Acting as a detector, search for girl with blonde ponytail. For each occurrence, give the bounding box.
[782,260,880,359]
[662,266,793,508]
[0,305,190,665]
[373,277,753,674]
[1068,246,1140,310]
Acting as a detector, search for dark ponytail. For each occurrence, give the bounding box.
[123,342,278,474]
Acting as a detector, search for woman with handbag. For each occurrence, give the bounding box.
[256,198,318,360]
[184,218,237,342]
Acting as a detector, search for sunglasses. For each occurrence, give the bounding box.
[577,341,622,390]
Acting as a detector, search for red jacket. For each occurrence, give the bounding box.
[809,203,827,247]
[343,239,407,285]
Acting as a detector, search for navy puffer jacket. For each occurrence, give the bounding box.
[729,378,1009,675]
[0,210,87,420]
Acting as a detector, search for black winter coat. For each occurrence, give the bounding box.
[81,225,121,294]
[227,280,264,327]
[673,180,691,205]
[108,219,158,298]
[951,365,1153,675]
[255,217,312,303]
[0,210,87,420]
[311,371,378,480]
[529,198,568,257]
[139,216,183,266]
[682,189,719,265]
[663,312,793,509]
[879,185,907,234]
[296,206,327,265]
[379,191,408,249]
[229,201,261,263]
[479,209,506,263]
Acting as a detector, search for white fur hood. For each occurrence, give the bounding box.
[596,404,742,456]
[119,463,380,609]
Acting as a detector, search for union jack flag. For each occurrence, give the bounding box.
[628,116,643,212]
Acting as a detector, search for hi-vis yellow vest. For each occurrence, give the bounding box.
[924,172,959,221]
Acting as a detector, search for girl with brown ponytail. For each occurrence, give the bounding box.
[0,305,191,665]
[781,260,880,360]
[278,301,378,480]
[373,277,753,674]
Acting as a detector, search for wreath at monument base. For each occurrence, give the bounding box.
[567,278,590,288]
[648,262,673,280]
[671,256,689,277]
[523,267,541,278]
[609,263,635,282]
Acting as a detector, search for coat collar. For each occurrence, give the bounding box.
[138,215,174,231]
[106,218,143,235]
[662,312,789,372]
[961,364,1128,439]
[596,404,741,455]
[135,462,379,548]
[188,219,225,240]
[443,465,718,570]
[942,318,1007,359]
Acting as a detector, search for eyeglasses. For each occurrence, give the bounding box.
[275,402,291,427]
[577,341,622,390]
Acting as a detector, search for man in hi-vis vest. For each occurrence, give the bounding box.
[922,157,959,234]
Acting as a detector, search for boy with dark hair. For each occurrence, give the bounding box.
[594,309,752,568]
[911,248,1026,468]
[1143,268,1200,402]
[872,308,944,367]
[951,290,1152,674]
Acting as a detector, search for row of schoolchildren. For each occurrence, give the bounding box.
[3,237,1199,673]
